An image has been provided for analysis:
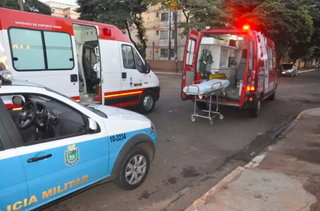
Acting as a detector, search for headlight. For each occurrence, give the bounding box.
[151,122,156,134]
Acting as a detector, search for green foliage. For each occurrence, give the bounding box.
[228,0,319,60]
[0,0,52,15]
[150,0,231,35]
[77,0,148,58]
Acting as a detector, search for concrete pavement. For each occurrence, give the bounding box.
[42,71,320,211]
[186,108,320,211]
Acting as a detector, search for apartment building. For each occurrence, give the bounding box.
[44,1,80,19]
[129,5,187,61]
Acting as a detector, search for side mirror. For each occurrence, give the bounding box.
[144,61,151,74]
[88,118,98,133]
[12,96,24,106]
[94,47,100,57]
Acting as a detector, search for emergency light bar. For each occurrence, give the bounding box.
[0,70,13,85]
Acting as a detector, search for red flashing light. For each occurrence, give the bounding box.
[103,28,112,36]
[243,24,250,31]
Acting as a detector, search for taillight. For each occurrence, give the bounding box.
[246,70,256,92]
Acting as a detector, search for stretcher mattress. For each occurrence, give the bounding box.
[183,79,230,95]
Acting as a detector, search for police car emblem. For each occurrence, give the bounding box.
[65,144,80,166]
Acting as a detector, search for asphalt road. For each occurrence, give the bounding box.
[42,70,320,211]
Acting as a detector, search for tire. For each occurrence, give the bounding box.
[196,101,208,110]
[139,90,155,114]
[249,100,261,118]
[268,90,276,101]
[114,147,150,190]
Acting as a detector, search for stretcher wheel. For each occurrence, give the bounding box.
[219,115,224,120]
[209,119,214,125]
[191,116,196,122]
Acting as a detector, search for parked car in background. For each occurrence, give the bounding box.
[279,63,298,77]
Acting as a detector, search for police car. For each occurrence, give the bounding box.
[0,71,156,211]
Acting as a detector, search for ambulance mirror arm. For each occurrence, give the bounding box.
[143,61,151,74]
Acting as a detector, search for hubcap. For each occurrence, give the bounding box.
[125,155,147,185]
[143,95,154,111]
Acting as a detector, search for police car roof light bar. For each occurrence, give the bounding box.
[0,70,13,86]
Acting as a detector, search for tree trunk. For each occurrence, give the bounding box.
[134,17,147,59]
[124,22,138,50]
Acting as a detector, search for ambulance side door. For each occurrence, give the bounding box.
[0,98,28,211]
[5,91,110,210]
[119,43,146,107]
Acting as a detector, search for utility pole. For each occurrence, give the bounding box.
[168,9,172,60]
[152,42,155,60]
[173,10,178,72]
[18,0,24,11]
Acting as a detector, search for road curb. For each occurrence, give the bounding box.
[184,166,245,211]
[298,69,317,74]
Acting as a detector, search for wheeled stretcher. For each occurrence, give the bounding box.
[183,79,230,124]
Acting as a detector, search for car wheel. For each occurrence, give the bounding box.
[196,101,208,110]
[249,100,261,118]
[114,147,150,190]
[139,90,155,114]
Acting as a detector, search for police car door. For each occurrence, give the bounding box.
[2,92,109,210]
[0,99,28,211]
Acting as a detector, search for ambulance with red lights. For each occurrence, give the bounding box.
[182,25,278,117]
[0,8,160,114]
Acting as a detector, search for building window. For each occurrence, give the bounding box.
[9,28,74,71]
[161,12,169,22]
[156,31,159,35]
[156,13,159,18]
[160,49,168,57]
[160,31,169,40]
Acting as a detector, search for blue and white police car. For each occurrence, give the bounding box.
[0,71,157,211]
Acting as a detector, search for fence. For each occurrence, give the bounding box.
[147,60,183,72]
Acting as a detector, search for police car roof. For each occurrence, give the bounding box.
[5,79,46,89]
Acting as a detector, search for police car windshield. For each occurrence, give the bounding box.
[45,87,107,118]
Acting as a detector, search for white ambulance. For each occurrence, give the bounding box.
[0,8,160,114]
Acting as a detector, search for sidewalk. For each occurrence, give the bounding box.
[153,68,317,75]
[186,108,320,211]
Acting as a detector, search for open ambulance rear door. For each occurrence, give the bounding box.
[181,29,200,100]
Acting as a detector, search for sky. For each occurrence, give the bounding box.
[40,0,78,6]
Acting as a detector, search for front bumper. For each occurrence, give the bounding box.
[281,71,293,76]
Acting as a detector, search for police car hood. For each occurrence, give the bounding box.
[88,104,150,122]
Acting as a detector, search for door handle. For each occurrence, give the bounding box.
[27,154,52,163]
[122,72,127,79]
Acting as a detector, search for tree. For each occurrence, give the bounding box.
[150,0,231,35]
[0,0,52,15]
[227,0,314,60]
[77,0,149,58]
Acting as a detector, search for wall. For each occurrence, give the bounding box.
[148,60,183,72]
